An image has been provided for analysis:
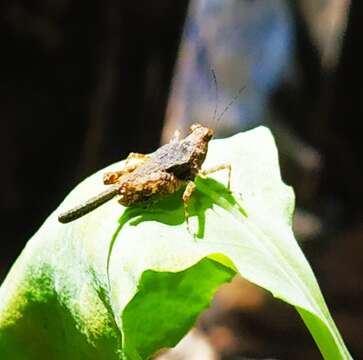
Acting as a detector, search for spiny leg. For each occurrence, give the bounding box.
[199,163,232,189]
[182,181,197,234]
[103,152,149,185]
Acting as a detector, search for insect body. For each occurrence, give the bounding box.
[58,124,230,224]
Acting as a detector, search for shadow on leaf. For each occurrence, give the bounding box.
[106,177,247,275]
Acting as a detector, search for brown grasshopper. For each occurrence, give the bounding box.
[58,124,231,224]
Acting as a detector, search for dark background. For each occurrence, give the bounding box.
[1,1,362,359]
[0,0,189,272]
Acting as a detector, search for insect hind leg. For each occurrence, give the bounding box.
[103,153,149,184]
[126,152,148,163]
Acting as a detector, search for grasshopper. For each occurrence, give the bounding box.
[58,123,231,224]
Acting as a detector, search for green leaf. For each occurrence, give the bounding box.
[0,127,351,359]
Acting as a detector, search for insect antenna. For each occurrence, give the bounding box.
[214,84,246,130]
[210,68,219,125]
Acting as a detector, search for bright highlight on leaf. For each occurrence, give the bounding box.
[0,127,352,359]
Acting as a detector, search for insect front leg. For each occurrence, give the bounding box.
[182,181,197,234]
[199,163,232,189]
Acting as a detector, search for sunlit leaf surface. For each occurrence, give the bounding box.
[0,127,351,359]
